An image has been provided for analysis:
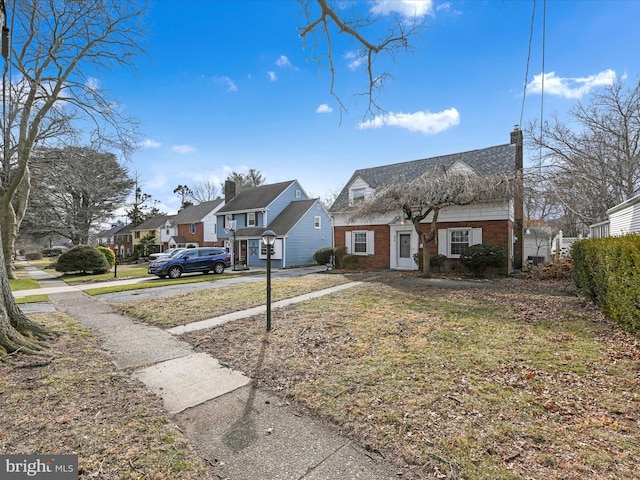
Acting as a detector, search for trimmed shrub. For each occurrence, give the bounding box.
[572,235,640,333]
[342,254,359,269]
[25,251,43,261]
[97,246,116,268]
[333,246,347,269]
[460,243,506,277]
[413,252,447,271]
[56,245,110,274]
[313,247,334,266]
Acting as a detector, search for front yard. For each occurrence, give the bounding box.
[3,271,639,479]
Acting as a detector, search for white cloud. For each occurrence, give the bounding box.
[358,108,460,134]
[344,50,366,71]
[171,144,196,154]
[214,76,238,92]
[138,139,161,149]
[85,77,100,91]
[276,55,292,68]
[526,69,616,99]
[371,0,433,19]
[268,71,277,82]
[316,104,333,113]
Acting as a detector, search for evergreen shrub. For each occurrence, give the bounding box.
[56,245,110,274]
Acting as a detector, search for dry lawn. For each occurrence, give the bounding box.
[172,272,640,480]
[0,313,215,479]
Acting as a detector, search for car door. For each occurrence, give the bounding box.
[181,249,202,273]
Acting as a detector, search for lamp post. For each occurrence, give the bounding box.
[261,230,276,332]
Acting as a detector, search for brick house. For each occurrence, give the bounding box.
[329,128,524,274]
[167,199,224,249]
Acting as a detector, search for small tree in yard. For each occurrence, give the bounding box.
[56,245,110,275]
[352,168,515,277]
[460,244,506,277]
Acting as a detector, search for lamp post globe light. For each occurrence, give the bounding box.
[261,230,277,332]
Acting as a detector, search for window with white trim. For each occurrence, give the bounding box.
[247,212,256,227]
[438,227,482,258]
[189,223,197,234]
[314,216,321,229]
[352,188,365,204]
[450,229,470,255]
[353,232,368,253]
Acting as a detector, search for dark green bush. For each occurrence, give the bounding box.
[97,246,116,267]
[313,247,334,266]
[41,248,65,257]
[572,235,640,333]
[56,245,110,274]
[25,251,43,260]
[460,243,506,277]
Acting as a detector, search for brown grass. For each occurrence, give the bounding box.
[0,313,214,479]
[176,274,640,480]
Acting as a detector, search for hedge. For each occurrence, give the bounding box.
[571,234,640,333]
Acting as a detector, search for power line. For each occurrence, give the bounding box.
[519,0,537,129]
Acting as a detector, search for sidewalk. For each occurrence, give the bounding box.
[18,261,399,479]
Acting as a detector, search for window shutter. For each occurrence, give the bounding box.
[438,229,447,255]
[367,231,375,255]
[472,228,483,246]
[345,231,352,254]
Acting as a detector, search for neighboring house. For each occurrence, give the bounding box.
[216,180,333,268]
[524,226,552,265]
[130,215,174,255]
[97,223,133,259]
[113,224,133,258]
[330,128,524,274]
[590,194,640,238]
[167,199,224,249]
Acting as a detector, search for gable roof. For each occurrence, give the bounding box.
[98,224,127,237]
[330,143,516,212]
[217,180,296,213]
[235,199,318,238]
[132,215,174,231]
[172,199,223,224]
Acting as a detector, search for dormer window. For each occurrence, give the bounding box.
[352,188,366,204]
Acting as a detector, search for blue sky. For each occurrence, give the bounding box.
[100,0,640,215]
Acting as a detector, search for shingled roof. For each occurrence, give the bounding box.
[131,215,174,231]
[330,143,517,212]
[235,199,318,238]
[217,180,295,213]
[172,199,223,224]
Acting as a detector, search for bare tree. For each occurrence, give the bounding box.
[189,180,220,203]
[298,0,424,119]
[0,0,145,356]
[525,79,640,233]
[224,169,266,193]
[1,0,144,278]
[352,168,515,277]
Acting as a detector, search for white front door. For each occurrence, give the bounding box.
[397,231,414,269]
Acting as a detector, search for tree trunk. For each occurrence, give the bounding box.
[421,236,432,278]
[0,229,54,358]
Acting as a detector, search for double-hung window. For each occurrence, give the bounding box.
[449,229,470,255]
[353,232,368,253]
[189,223,197,234]
[247,212,256,227]
[314,216,321,229]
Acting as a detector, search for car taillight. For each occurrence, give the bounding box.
[226,255,231,260]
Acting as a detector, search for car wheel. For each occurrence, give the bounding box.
[213,262,225,274]
[168,266,182,279]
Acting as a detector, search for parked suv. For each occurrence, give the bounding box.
[148,247,231,278]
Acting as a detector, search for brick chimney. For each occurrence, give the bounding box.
[511,126,524,271]
[224,180,236,204]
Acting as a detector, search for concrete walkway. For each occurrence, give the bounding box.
[18,261,399,479]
